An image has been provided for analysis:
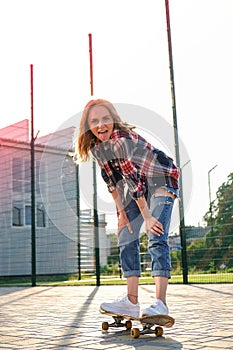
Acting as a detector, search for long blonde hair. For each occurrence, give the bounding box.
[76,99,134,162]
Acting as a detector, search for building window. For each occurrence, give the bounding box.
[25,205,31,225]
[24,205,46,227]
[37,207,46,227]
[12,206,23,226]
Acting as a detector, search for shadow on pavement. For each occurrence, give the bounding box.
[55,286,99,348]
[190,284,233,296]
[0,286,54,306]
[100,330,183,349]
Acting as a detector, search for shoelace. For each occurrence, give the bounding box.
[115,294,128,302]
[150,301,161,308]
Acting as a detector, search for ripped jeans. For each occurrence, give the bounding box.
[118,193,175,279]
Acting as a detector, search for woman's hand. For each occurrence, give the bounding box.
[135,196,164,236]
[145,216,164,237]
[110,189,133,236]
[117,211,133,237]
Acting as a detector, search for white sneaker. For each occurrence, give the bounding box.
[142,299,169,316]
[100,295,140,318]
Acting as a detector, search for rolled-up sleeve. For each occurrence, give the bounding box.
[100,165,116,193]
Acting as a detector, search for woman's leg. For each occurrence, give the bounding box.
[127,276,139,304]
[100,196,143,318]
[154,276,168,305]
[148,196,173,275]
[145,194,174,314]
[118,196,143,304]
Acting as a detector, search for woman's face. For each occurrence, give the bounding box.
[87,105,114,142]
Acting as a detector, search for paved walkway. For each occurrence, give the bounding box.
[0,284,232,349]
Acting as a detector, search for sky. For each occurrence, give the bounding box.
[0,0,232,229]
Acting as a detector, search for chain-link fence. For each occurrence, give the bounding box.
[0,120,232,285]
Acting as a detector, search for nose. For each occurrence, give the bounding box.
[97,119,105,128]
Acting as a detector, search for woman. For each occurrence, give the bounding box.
[76,99,179,318]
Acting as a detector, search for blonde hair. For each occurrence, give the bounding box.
[76,99,134,162]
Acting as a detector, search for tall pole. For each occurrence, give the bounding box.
[76,164,81,280]
[30,64,36,286]
[88,33,100,286]
[208,165,217,234]
[164,0,188,284]
[88,33,94,97]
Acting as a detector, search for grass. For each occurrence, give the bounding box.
[1,273,232,287]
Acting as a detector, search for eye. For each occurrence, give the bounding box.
[90,118,98,125]
[103,116,112,123]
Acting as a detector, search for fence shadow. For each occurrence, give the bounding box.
[56,286,99,348]
[0,286,54,306]
[190,284,233,296]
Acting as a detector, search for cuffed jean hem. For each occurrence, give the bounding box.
[151,270,171,279]
[123,270,141,278]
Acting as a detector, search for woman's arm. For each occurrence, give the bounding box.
[111,189,133,236]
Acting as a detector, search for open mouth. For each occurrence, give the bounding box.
[98,130,109,141]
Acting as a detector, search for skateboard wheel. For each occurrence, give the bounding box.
[102,322,109,331]
[125,320,132,329]
[130,328,140,339]
[155,326,163,337]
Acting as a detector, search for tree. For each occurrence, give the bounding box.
[188,173,233,271]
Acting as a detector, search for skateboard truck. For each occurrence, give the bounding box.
[102,316,132,331]
[131,323,164,339]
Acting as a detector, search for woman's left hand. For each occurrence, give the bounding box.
[145,216,164,237]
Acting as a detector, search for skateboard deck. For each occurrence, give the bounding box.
[100,307,175,338]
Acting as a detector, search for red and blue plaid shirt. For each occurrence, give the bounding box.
[91,129,180,199]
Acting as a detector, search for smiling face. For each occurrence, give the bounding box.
[87,105,114,142]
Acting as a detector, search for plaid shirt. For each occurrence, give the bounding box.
[91,129,180,199]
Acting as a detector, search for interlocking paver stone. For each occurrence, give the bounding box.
[0,284,232,349]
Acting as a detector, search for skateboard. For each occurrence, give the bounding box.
[100,307,175,339]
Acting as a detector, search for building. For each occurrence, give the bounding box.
[0,119,110,276]
[168,226,210,251]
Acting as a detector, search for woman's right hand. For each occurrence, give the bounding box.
[117,210,133,237]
